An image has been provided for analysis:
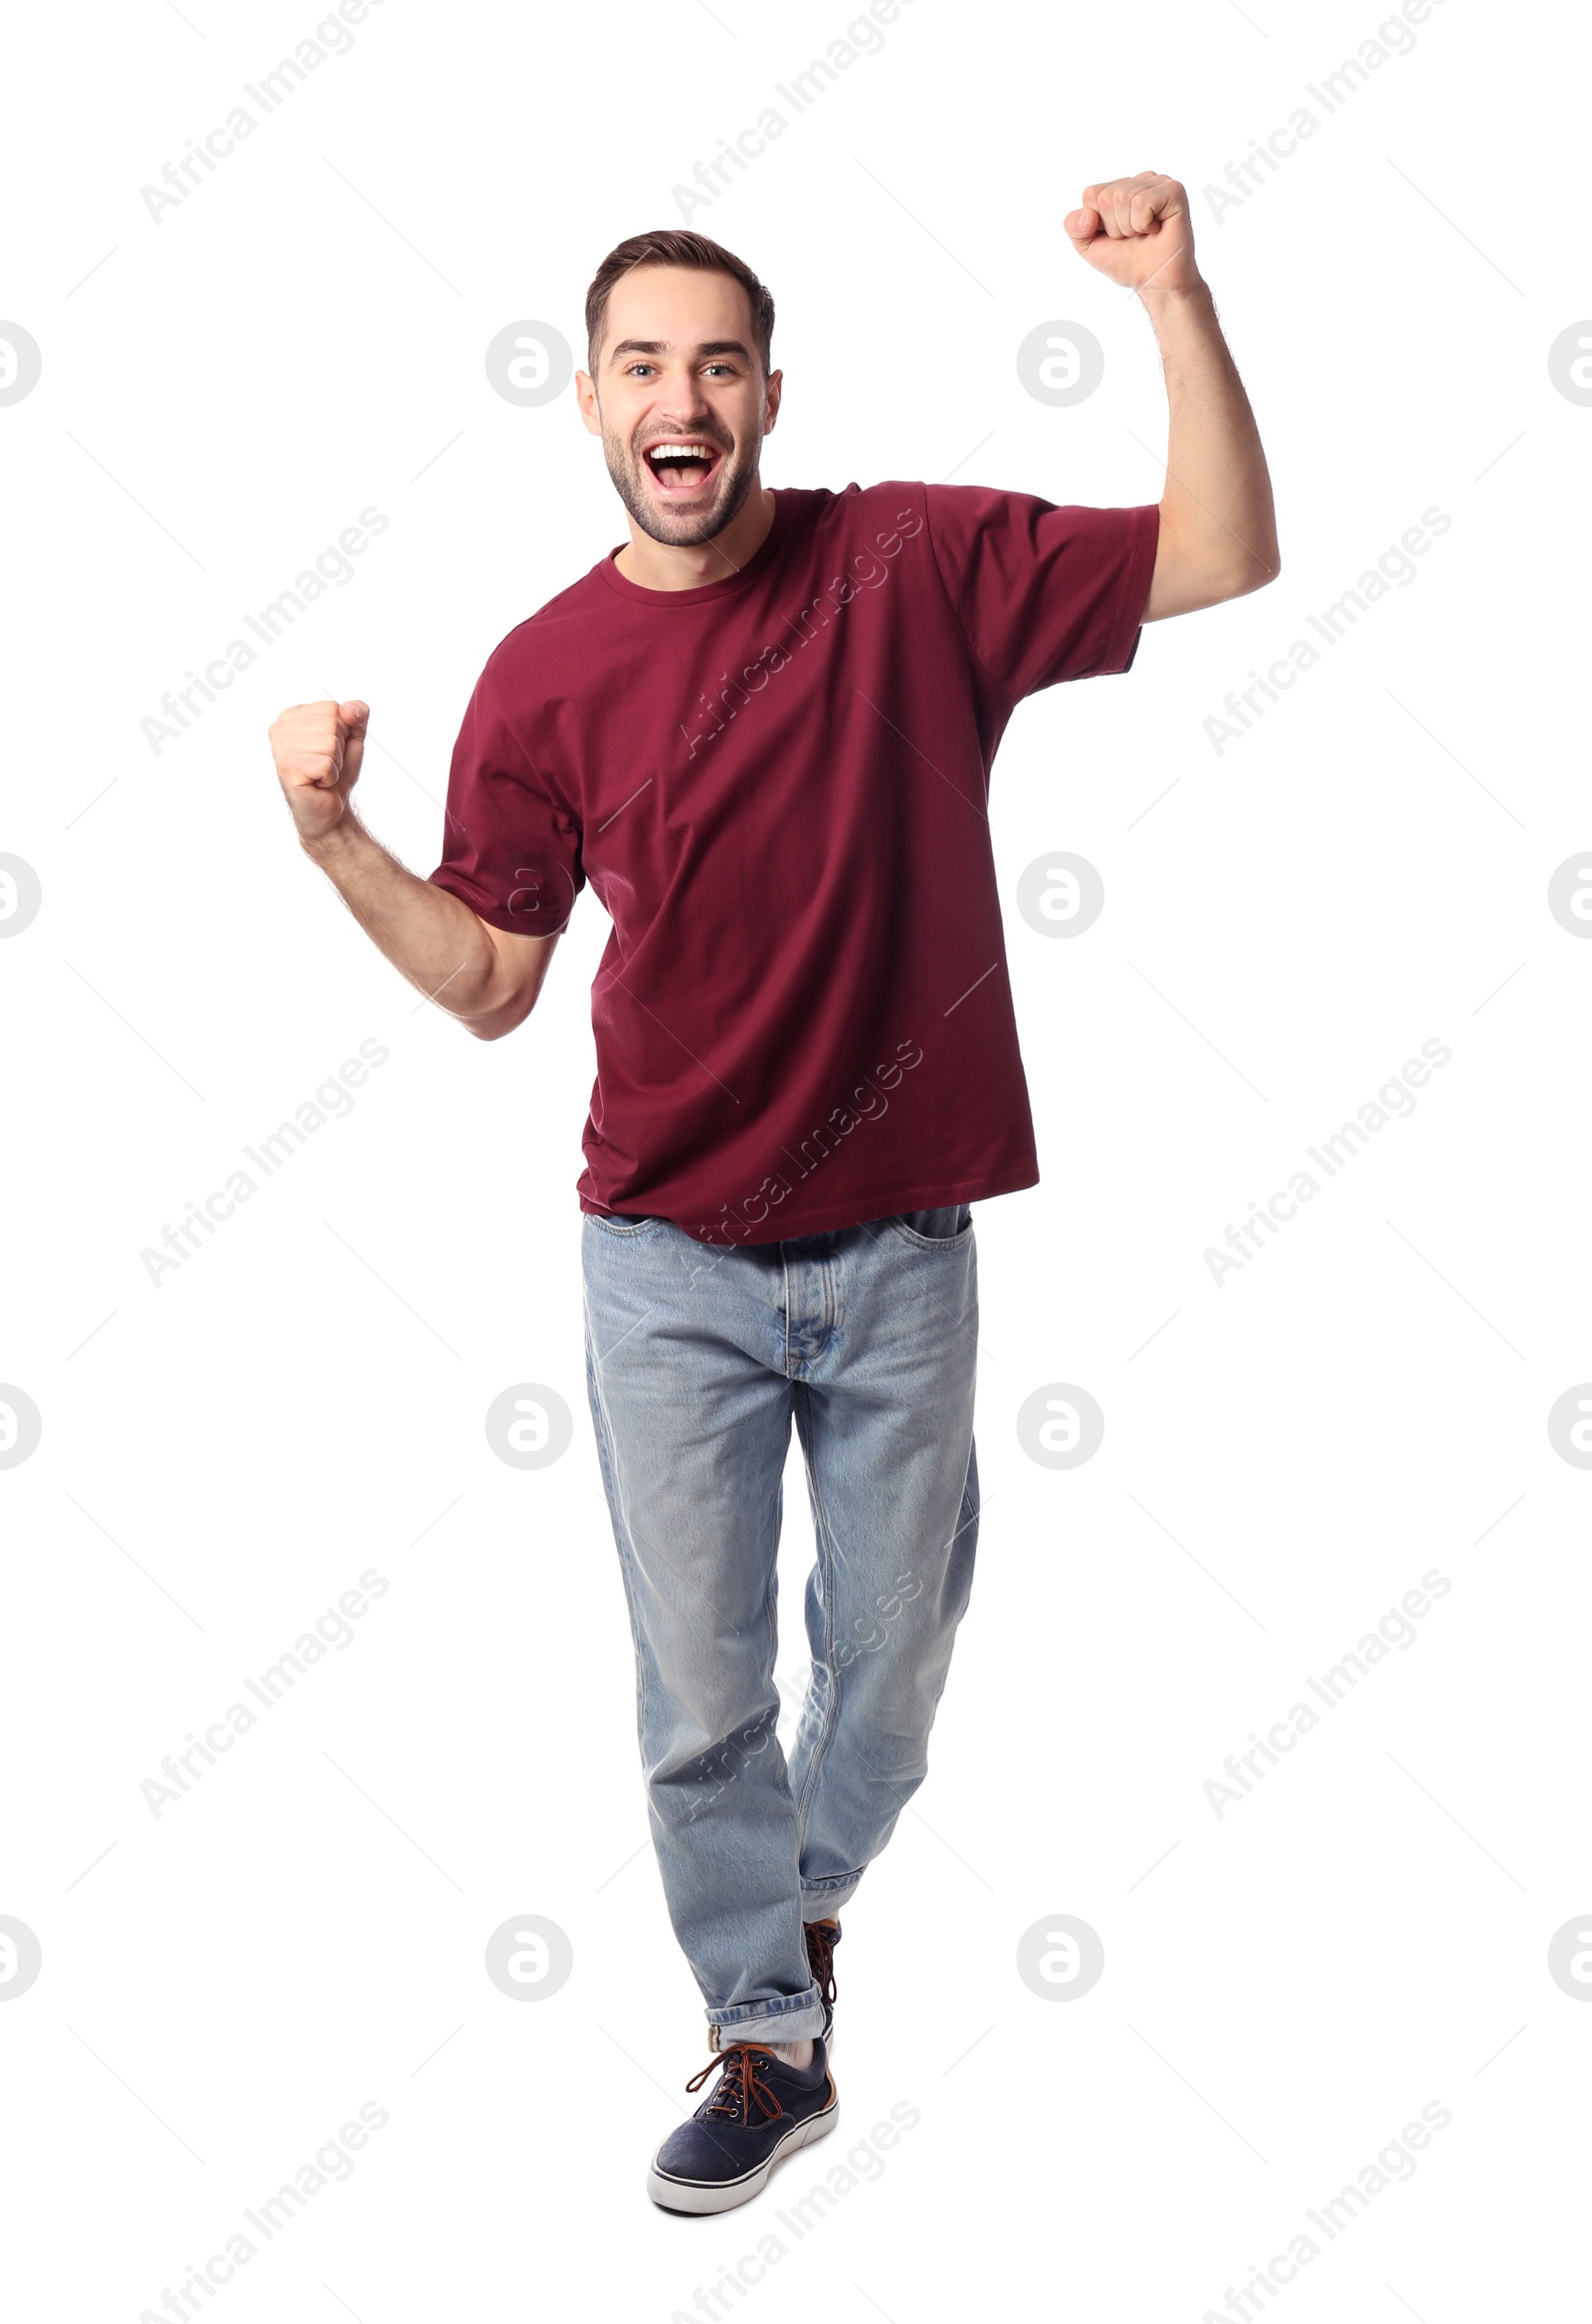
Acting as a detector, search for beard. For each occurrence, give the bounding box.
[601,421,761,548]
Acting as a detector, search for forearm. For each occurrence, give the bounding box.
[300,811,519,1025]
[1139,279,1279,614]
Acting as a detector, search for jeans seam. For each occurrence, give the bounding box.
[582,1300,653,1757]
[760,1491,783,1807]
[792,1381,842,1852]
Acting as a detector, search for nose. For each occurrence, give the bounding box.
[657,365,716,423]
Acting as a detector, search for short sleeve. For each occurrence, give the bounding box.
[922,486,1160,704]
[427,658,584,938]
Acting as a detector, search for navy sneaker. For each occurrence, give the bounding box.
[647,2039,838,2214]
[804,1917,841,2042]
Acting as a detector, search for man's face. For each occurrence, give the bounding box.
[577,266,781,547]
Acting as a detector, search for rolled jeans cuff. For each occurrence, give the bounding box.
[802,1875,861,1918]
[709,1984,827,2048]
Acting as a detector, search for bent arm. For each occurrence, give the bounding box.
[270,698,557,1039]
[1065,175,1279,622]
[1139,279,1280,620]
[302,815,559,1040]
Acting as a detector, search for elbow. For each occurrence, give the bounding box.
[1146,514,1281,620]
[462,990,538,1042]
[1218,520,1282,600]
[1248,535,1283,592]
[1189,545,1280,613]
[464,924,559,1039]
[1228,549,1281,601]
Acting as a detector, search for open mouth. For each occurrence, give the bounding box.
[642,438,725,496]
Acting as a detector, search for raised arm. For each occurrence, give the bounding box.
[1066,171,1281,620]
[268,698,558,1041]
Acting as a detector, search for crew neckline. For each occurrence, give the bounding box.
[594,487,796,605]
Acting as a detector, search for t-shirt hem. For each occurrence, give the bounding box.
[426,866,576,937]
[579,1163,1040,1245]
[1100,502,1161,677]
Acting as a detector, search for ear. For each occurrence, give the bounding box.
[763,366,784,434]
[574,370,603,437]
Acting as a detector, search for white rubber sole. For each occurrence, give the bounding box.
[647,2087,839,2215]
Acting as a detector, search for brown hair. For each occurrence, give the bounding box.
[584,229,775,378]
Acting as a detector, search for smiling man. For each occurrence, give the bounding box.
[268,179,1278,2214]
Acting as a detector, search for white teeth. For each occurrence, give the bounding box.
[647,442,715,462]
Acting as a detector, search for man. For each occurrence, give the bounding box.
[269,175,1278,2214]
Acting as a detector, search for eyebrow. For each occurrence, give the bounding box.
[607,337,753,364]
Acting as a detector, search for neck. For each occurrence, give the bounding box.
[614,481,777,592]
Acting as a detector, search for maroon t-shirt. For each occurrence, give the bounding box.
[429,482,1158,1244]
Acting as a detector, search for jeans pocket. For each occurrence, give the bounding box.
[585,1211,666,1239]
[886,1204,973,1249]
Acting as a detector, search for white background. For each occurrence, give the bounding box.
[2,0,1588,2316]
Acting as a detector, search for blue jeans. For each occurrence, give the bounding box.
[581,1205,980,2047]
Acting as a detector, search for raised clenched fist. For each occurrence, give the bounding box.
[1065,174,1201,301]
[268,698,370,841]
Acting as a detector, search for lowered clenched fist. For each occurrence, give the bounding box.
[269,698,370,841]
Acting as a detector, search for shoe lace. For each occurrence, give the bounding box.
[804,1919,839,2004]
[685,2042,784,2125]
